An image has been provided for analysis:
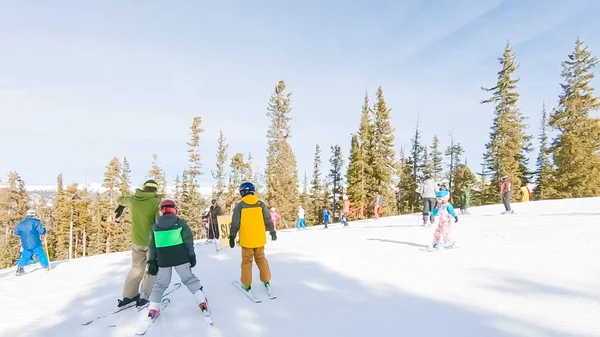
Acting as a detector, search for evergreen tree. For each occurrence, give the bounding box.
[346,134,364,218]
[481,42,533,200]
[474,162,494,205]
[309,144,324,223]
[452,164,477,206]
[533,103,553,200]
[328,145,344,222]
[120,157,132,195]
[173,175,182,206]
[299,172,311,223]
[421,146,433,180]
[370,87,397,215]
[51,174,72,260]
[548,38,600,198]
[212,130,228,204]
[225,153,251,210]
[181,117,206,238]
[411,119,424,182]
[445,138,465,198]
[264,80,299,221]
[0,172,30,268]
[147,154,167,196]
[396,149,417,214]
[430,136,444,181]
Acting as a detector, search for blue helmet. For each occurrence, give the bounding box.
[239,182,255,197]
[436,190,450,203]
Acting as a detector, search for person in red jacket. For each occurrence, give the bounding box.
[500,176,514,214]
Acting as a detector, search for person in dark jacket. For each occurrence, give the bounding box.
[14,210,49,275]
[460,187,471,215]
[146,199,209,320]
[202,199,223,243]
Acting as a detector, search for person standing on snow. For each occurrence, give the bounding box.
[115,179,162,308]
[520,184,531,202]
[341,195,350,226]
[297,206,306,229]
[269,207,282,230]
[145,200,209,320]
[14,210,50,276]
[202,199,223,243]
[418,176,439,225]
[500,176,514,214]
[430,190,459,249]
[374,192,384,220]
[323,208,330,229]
[228,182,277,293]
[460,187,471,215]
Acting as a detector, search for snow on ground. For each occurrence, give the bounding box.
[1,198,600,337]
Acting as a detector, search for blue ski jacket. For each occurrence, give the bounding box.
[14,217,46,250]
[323,210,330,222]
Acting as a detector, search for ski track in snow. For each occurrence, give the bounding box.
[1,198,600,337]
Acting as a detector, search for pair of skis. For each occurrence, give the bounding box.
[134,294,214,335]
[81,282,182,326]
[232,281,276,303]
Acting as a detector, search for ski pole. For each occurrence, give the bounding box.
[44,235,51,270]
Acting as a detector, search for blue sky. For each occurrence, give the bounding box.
[1,0,599,191]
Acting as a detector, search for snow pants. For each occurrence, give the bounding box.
[150,263,202,302]
[502,192,512,211]
[422,198,437,223]
[241,246,271,286]
[433,214,453,245]
[374,205,381,219]
[297,218,306,229]
[17,246,49,268]
[207,218,220,240]
[123,244,156,300]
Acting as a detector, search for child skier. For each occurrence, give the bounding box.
[146,199,209,321]
[229,182,277,294]
[14,210,50,275]
[270,207,282,230]
[323,208,330,228]
[297,206,306,230]
[430,190,459,249]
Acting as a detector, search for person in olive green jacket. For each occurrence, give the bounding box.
[115,179,162,308]
[460,187,471,215]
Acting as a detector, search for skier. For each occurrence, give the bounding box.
[430,190,459,249]
[341,195,350,226]
[520,184,531,202]
[269,207,282,230]
[14,210,50,275]
[115,179,162,308]
[297,206,306,230]
[500,176,514,214]
[323,208,330,229]
[460,187,471,215]
[145,199,208,320]
[374,192,383,220]
[418,176,439,225]
[228,182,277,293]
[203,199,223,244]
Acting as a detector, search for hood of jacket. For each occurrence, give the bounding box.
[133,189,159,201]
[156,214,179,229]
[241,194,259,205]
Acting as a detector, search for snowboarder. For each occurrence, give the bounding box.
[431,190,459,249]
[228,182,277,293]
[297,206,306,229]
[115,179,162,308]
[146,199,208,320]
[418,176,439,225]
[202,199,223,243]
[374,192,383,220]
[323,208,330,228]
[341,195,350,226]
[500,176,514,214]
[460,186,471,215]
[269,207,282,230]
[14,210,50,275]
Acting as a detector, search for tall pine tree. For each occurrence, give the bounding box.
[309,144,324,223]
[548,38,600,198]
[147,154,167,196]
[328,145,344,222]
[0,172,30,268]
[430,136,444,181]
[212,130,228,204]
[533,103,553,200]
[181,117,206,238]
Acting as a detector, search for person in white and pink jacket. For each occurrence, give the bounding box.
[430,190,458,249]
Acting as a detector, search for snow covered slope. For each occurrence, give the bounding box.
[1,198,600,337]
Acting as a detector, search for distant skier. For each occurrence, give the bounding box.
[430,190,459,249]
[229,182,277,293]
[460,187,471,215]
[374,192,383,220]
[297,206,306,229]
[323,208,330,228]
[269,207,282,230]
[14,210,50,276]
[500,176,514,214]
[115,179,162,308]
[203,199,223,244]
[520,184,531,202]
[341,195,350,226]
[418,176,439,225]
[146,199,209,320]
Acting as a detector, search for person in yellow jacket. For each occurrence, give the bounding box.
[520,184,531,202]
[229,182,277,294]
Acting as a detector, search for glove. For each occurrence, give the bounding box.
[189,255,196,268]
[229,237,235,248]
[270,232,277,241]
[115,205,125,222]
[455,216,459,223]
[147,260,158,276]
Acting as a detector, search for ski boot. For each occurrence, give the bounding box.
[15,267,24,276]
[147,301,161,320]
[117,294,140,308]
[194,288,209,312]
[137,296,150,307]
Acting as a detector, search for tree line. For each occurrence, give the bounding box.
[1,38,599,268]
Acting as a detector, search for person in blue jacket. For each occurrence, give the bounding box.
[323,208,330,229]
[14,210,50,276]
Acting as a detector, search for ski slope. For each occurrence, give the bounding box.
[1,198,600,337]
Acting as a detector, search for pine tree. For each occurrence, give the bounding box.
[533,103,553,200]
[147,154,167,196]
[548,38,600,198]
[299,172,311,223]
[225,153,251,210]
[181,117,206,238]
[474,162,494,205]
[411,119,424,182]
[430,136,444,181]
[452,164,477,206]
[328,145,344,222]
[481,42,533,200]
[370,87,397,216]
[174,175,182,206]
[396,149,417,214]
[0,172,30,268]
[51,174,72,260]
[421,146,433,180]
[120,157,132,195]
[346,134,364,218]
[445,138,465,200]
[264,80,299,221]
[212,130,228,204]
[309,144,324,223]
[354,92,376,217]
